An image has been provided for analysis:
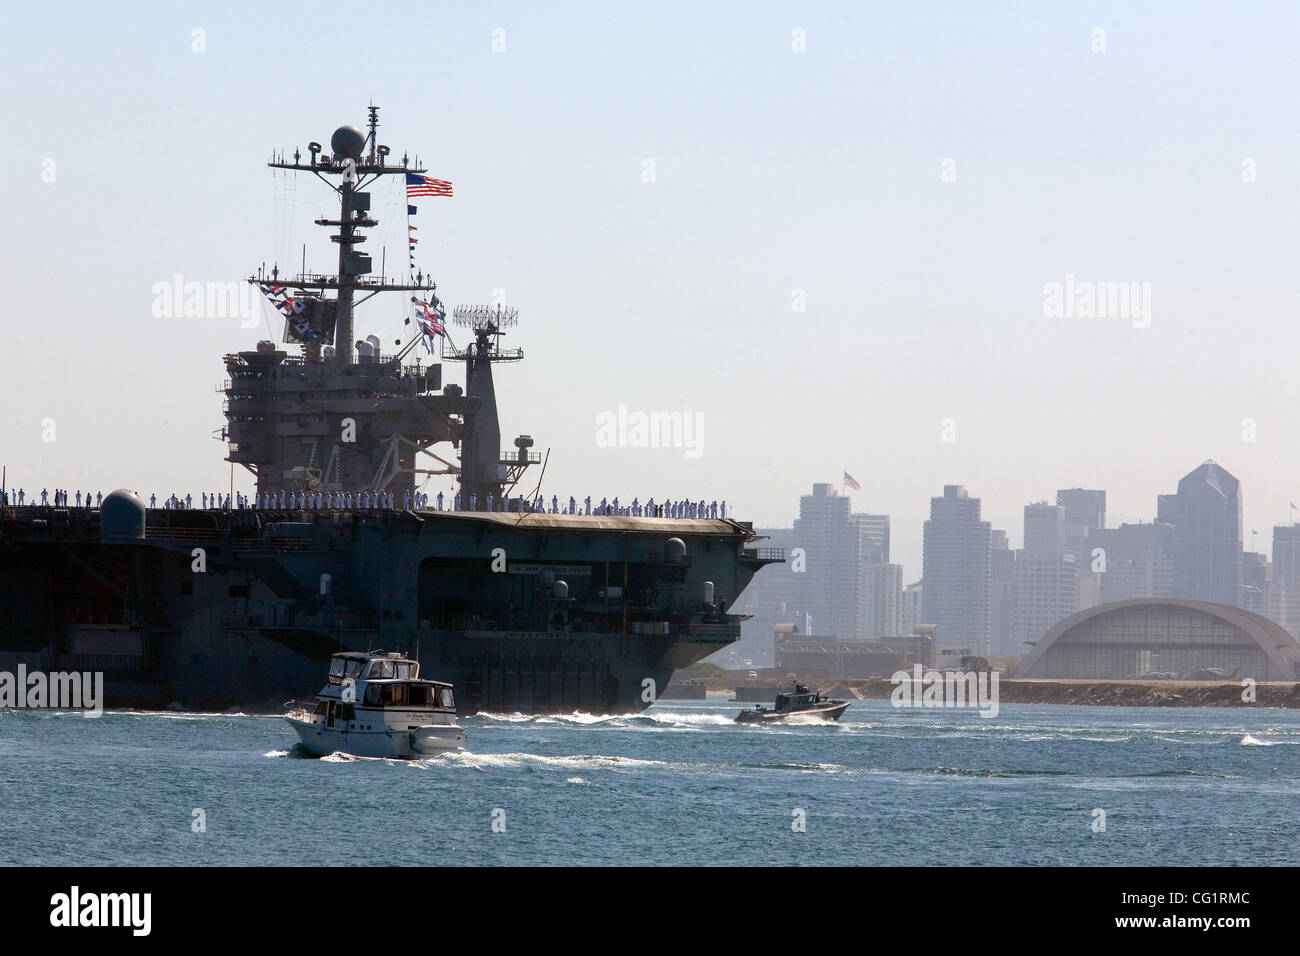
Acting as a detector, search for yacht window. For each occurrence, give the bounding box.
[394,663,413,679]
[369,660,395,679]
[364,685,383,707]
[438,688,455,709]
[344,659,365,680]
[328,658,346,680]
[314,700,328,715]
[385,684,408,707]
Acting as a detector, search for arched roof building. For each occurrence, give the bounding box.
[1017,598,1300,681]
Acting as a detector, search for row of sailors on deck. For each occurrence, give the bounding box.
[6,488,727,519]
[239,491,727,518]
[3,489,101,507]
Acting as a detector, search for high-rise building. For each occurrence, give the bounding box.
[1273,525,1300,589]
[990,530,1017,657]
[1056,488,1106,532]
[792,484,862,641]
[1056,488,1105,613]
[1012,550,1078,653]
[1024,502,1067,552]
[1272,524,1300,635]
[921,485,992,655]
[853,513,891,564]
[862,562,903,639]
[1012,503,1080,653]
[900,581,924,636]
[1092,521,1174,603]
[1156,461,1243,606]
[1237,550,1285,626]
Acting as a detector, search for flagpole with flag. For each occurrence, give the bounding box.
[843,471,861,492]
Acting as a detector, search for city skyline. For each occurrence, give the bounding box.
[743,459,1299,592]
[734,460,1300,665]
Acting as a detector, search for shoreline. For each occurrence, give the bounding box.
[700,678,1300,709]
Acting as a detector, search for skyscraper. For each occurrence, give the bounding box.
[855,511,897,640]
[853,512,891,564]
[1092,521,1175,603]
[921,485,992,655]
[1056,488,1104,611]
[1270,523,1300,633]
[1056,488,1106,532]
[792,483,861,640]
[990,529,1017,656]
[862,562,903,639]
[1156,461,1243,606]
[1011,503,1080,654]
[1024,502,1068,552]
[1012,552,1078,654]
[900,581,924,637]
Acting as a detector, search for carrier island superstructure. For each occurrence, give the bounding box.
[0,108,783,713]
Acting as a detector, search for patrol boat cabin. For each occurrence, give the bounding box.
[735,680,849,724]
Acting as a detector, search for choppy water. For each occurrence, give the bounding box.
[1,700,1297,865]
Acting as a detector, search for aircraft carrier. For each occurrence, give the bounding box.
[0,107,782,713]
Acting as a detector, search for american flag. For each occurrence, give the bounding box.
[843,471,861,491]
[406,173,453,198]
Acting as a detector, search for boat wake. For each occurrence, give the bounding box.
[421,751,672,772]
[1239,733,1288,746]
[469,710,736,730]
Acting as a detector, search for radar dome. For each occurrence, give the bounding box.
[100,489,146,540]
[331,125,366,162]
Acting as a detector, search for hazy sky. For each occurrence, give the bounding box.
[3,1,1298,580]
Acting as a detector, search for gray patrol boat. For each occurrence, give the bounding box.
[0,107,782,714]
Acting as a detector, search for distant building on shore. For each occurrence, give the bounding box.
[921,484,992,655]
[1157,461,1243,606]
[1018,598,1300,681]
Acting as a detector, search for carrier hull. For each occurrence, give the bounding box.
[0,505,779,714]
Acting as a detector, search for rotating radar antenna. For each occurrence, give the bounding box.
[446,304,523,362]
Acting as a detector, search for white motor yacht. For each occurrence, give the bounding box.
[285,650,465,758]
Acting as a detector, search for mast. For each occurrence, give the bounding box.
[446,305,531,502]
[335,168,356,362]
[253,108,432,365]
